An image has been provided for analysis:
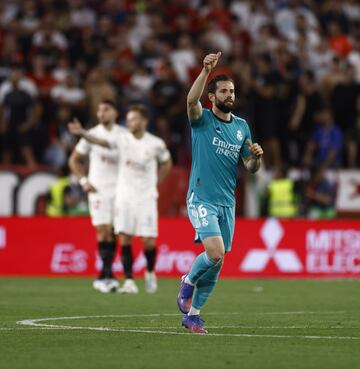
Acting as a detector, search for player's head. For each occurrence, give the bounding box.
[207,75,235,114]
[126,104,149,134]
[97,100,118,126]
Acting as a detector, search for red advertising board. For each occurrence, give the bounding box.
[0,217,359,278]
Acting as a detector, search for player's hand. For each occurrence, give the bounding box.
[203,52,221,72]
[246,140,263,159]
[82,182,97,193]
[68,118,84,136]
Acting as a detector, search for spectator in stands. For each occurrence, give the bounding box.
[264,166,298,218]
[44,106,76,170]
[31,12,68,69]
[127,64,155,102]
[0,34,24,82]
[50,72,86,117]
[151,60,183,117]
[330,63,360,140]
[327,20,352,58]
[28,55,57,99]
[303,106,343,171]
[0,0,359,186]
[46,165,88,216]
[249,53,282,168]
[288,70,324,165]
[85,67,117,125]
[0,67,41,167]
[304,167,336,219]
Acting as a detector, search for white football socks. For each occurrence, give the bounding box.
[188,306,200,316]
[185,275,195,286]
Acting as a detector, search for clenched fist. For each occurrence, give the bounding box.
[203,52,222,72]
[246,140,263,159]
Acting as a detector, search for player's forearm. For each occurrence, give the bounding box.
[245,157,261,173]
[187,68,210,106]
[79,129,111,148]
[158,159,172,184]
[68,154,86,179]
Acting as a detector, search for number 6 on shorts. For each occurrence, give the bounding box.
[198,204,207,218]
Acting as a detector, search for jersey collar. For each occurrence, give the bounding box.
[211,110,233,124]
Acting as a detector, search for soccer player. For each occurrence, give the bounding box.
[177,52,263,333]
[68,104,172,294]
[68,100,125,293]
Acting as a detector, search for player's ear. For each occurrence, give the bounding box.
[208,93,215,103]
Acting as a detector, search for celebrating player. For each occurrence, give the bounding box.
[177,52,263,333]
[68,104,172,293]
[68,100,125,293]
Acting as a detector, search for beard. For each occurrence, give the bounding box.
[215,98,234,113]
[100,118,113,126]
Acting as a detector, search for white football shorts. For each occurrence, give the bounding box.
[114,198,158,237]
[88,192,116,226]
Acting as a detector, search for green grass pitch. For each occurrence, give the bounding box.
[1,277,360,369]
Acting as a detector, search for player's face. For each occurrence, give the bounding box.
[126,110,146,133]
[97,103,117,125]
[212,81,235,113]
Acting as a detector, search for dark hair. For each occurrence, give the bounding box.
[302,69,315,82]
[127,104,149,119]
[207,75,234,94]
[100,99,118,112]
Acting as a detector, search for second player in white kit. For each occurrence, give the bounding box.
[69,100,125,293]
[114,126,170,237]
[68,104,172,293]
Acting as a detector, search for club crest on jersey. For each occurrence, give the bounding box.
[236,130,243,141]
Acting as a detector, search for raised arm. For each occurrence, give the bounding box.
[68,118,111,148]
[187,52,221,121]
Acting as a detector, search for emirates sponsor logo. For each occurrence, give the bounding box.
[240,218,303,273]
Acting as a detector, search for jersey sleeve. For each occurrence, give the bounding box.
[188,108,208,128]
[75,137,91,156]
[240,122,253,158]
[156,139,171,163]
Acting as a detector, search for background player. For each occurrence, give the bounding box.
[68,100,125,293]
[177,52,263,333]
[68,104,172,293]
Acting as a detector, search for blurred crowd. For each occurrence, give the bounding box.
[0,0,359,175]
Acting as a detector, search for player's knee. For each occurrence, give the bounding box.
[96,225,112,242]
[143,237,155,250]
[208,249,225,262]
[122,234,133,245]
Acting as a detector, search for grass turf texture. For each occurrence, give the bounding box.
[1,278,359,369]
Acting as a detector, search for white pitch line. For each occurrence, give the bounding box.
[5,325,359,330]
[11,323,360,341]
[103,326,360,330]
[14,313,360,341]
[0,327,57,331]
[16,310,346,327]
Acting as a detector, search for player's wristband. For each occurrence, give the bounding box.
[79,177,88,186]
